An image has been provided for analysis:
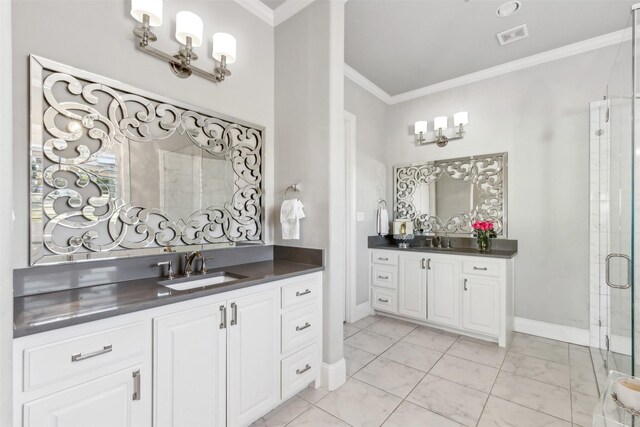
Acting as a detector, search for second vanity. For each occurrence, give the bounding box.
[12,246,324,427]
[369,236,517,347]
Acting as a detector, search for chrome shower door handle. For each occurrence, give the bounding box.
[605,253,632,289]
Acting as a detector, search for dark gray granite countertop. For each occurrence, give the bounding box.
[368,244,517,259]
[14,259,323,337]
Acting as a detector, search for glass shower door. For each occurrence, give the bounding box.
[601,19,634,375]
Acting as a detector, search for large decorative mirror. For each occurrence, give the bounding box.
[30,56,263,265]
[394,153,507,236]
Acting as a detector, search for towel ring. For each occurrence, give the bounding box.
[284,184,302,201]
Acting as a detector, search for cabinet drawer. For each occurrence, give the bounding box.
[462,260,500,277]
[371,287,397,314]
[282,277,320,310]
[371,265,397,289]
[282,305,319,355]
[371,250,398,266]
[23,322,146,392]
[281,344,319,400]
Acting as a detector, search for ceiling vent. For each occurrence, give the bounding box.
[496,24,529,46]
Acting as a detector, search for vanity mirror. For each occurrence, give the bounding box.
[393,152,507,236]
[30,56,263,265]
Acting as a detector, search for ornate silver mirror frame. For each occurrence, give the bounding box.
[30,55,264,265]
[393,152,507,236]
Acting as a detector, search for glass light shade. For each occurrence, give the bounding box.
[454,111,469,126]
[414,121,428,135]
[434,116,448,130]
[212,33,237,64]
[130,0,163,26]
[175,11,203,47]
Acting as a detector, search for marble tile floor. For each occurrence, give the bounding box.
[252,315,603,427]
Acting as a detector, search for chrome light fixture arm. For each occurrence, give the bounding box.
[417,124,466,147]
[132,13,231,83]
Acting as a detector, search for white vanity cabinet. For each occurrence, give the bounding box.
[13,318,152,427]
[14,271,323,427]
[370,249,513,346]
[398,252,427,319]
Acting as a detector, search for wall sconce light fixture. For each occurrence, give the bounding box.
[414,112,469,147]
[130,0,236,83]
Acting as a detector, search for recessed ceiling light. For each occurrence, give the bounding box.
[496,1,521,17]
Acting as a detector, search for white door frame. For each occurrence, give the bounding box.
[344,110,357,323]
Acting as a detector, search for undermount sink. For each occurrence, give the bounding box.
[159,272,248,291]
[410,245,454,250]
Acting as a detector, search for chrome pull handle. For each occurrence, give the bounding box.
[296,289,311,297]
[71,345,113,362]
[296,364,312,375]
[378,257,389,261]
[473,266,488,271]
[219,305,227,329]
[296,322,311,331]
[605,253,632,289]
[378,275,389,280]
[421,258,426,269]
[231,302,238,326]
[427,259,431,270]
[378,298,389,303]
[464,278,468,291]
[132,370,141,401]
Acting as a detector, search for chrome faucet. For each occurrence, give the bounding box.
[184,251,202,277]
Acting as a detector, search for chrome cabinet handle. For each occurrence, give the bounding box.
[220,305,227,329]
[378,298,389,303]
[296,364,312,375]
[231,302,238,326]
[132,370,141,401]
[378,275,389,280]
[421,258,426,269]
[296,322,311,331]
[464,278,468,291]
[605,253,632,289]
[71,345,113,362]
[296,289,311,297]
[378,257,389,261]
[473,266,488,271]
[427,259,431,270]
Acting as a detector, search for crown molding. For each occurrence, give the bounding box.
[344,64,393,105]
[233,0,320,27]
[274,0,317,26]
[345,28,631,106]
[233,0,274,26]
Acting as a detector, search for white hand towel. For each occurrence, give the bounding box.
[281,199,305,240]
[377,207,389,235]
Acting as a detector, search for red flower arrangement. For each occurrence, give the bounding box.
[472,221,497,252]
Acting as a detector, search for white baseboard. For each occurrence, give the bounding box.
[350,302,373,323]
[321,358,346,391]
[513,317,590,346]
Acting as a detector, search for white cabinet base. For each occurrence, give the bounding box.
[370,249,513,347]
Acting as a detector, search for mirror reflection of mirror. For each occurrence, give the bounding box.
[394,153,506,236]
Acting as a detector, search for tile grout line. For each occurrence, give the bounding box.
[474,331,514,427]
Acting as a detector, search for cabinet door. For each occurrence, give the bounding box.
[398,253,427,319]
[228,289,280,427]
[462,276,500,336]
[24,366,149,427]
[427,257,460,327]
[154,304,227,427]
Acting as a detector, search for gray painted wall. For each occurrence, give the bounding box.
[0,1,13,423]
[380,46,621,329]
[275,0,346,370]
[344,78,388,305]
[11,0,275,269]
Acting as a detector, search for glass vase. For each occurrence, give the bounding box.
[477,235,491,253]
